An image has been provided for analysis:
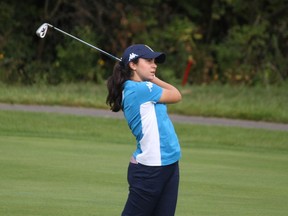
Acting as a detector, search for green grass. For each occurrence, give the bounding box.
[0,82,287,123]
[0,110,287,216]
[174,84,288,123]
[0,83,108,109]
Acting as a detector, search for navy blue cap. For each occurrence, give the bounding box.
[121,44,166,66]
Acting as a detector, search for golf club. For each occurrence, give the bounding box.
[36,23,121,61]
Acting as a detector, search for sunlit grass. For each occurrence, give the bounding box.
[0,82,287,122]
[0,110,287,216]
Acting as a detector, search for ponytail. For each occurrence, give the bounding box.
[106,61,132,112]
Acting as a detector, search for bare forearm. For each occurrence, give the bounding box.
[151,76,182,103]
[151,76,176,90]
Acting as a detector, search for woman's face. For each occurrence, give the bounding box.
[129,58,157,82]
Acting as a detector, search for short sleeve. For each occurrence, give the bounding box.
[135,81,163,104]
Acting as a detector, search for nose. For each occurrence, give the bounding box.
[152,59,157,68]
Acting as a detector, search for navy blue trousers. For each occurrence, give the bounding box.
[121,161,179,216]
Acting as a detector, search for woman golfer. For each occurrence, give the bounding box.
[106,44,182,216]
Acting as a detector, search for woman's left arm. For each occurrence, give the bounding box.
[151,76,182,104]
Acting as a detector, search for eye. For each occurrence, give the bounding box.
[146,58,154,62]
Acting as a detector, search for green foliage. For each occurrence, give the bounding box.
[153,16,196,80]
[0,1,40,84]
[52,26,105,84]
[205,0,288,85]
[0,0,287,85]
[212,18,287,84]
[213,22,269,84]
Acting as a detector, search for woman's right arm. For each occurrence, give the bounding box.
[151,76,182,104]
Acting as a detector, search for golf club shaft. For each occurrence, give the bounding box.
[46,23,121,61]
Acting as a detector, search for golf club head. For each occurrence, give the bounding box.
[36,23,49,38]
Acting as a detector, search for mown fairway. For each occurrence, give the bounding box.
[0,110,287,216]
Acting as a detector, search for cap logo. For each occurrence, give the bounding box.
[129,53,139,62]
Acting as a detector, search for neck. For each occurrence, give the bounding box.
[130,72,142,82]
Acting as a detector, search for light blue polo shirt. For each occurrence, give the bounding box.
[122,80,181,166]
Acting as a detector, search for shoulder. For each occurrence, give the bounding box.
[124,80,162,100]
[124,80,159,91]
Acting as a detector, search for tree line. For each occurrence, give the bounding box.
[0,0,287,85]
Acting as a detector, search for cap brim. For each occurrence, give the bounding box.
[155,53,166,64]
[142,52,166,64]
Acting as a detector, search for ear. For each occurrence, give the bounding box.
[129,61,137,71]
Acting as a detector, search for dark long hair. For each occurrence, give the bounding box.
[106,61,134,112]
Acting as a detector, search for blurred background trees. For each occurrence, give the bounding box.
[0,0,287,85]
